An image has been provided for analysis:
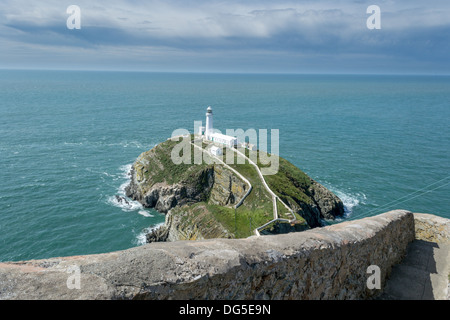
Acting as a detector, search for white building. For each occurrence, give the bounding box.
[201,106,238,148]
[209,145,223,156]
[210,132,238,148]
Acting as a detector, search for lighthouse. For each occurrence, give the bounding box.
[205,106,213,139]
[201,106,238,148]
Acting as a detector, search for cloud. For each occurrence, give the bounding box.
[0,0,449,73]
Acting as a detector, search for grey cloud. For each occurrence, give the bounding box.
[0,0,449,73]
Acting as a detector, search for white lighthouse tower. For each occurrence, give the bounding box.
[205,106,213,140]
[200,105,238,148]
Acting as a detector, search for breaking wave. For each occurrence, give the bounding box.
[106,164,144,213]
[138,210,154,217]
[104,163,164,247]
[135,222,165,246]
[324,186,366,220]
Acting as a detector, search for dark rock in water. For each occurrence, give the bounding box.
[308,180,345,221]
[115,195,130,206]
[146,225,170,243]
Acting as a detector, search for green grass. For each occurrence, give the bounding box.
[227,148,313,206]
[172,201,273,239]
[135,138,314,238]
[228,170,274,236]
[207,203,272,238]
[257,151,314,206]
[292,211,307,224]
[138,138,212,187]
[276,198,291,220]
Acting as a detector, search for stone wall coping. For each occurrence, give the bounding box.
[0,209,447,300]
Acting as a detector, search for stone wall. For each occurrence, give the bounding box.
[413,213,450,244]
[0,209,444,300]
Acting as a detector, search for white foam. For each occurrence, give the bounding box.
[64,141,83,146]
[117,181,129,196]
[102,171,114,177]
[119,164,132,179]
[138,210,154,217]
[135,223,165,246]
[135,232,147,246]
[327,187,366,219]
[107,195,143,212]
[106,141,146,149]
[105,163,146,214]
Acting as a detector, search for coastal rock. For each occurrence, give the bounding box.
[308,180,345,220]
[146,204,233,243]
[115,195,130,206]
[263,156,345,227]
[126,167,215,213]
[208,164,248,207]
[126,139,344,241]
[126,164,247,214]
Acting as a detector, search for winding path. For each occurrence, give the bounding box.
[229,148,297,235]
[190,140,253,210]
[191,137,298,236]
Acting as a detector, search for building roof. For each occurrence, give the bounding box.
[210,132,237,142]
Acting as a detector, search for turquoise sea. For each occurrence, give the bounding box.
[0,70,449,262]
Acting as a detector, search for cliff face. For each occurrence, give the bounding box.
[129,163,248,242]
[125,160,248,214]
[308,181,344,220]
[125,140,248,214]
[208,165,248,207]
[263,155,345,227]
[146,204,234,243]
[287,180,344,227]
[125,167,214,213]
[125,139,344,242]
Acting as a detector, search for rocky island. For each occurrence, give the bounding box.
[125,135,344,242]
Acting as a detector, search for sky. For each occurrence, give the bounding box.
[0,0,449,74]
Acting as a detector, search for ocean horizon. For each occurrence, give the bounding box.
[1,70,449,262]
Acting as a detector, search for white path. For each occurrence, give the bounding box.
[190,141,252,210]
[189,137,298,236]
[231,148,296,220]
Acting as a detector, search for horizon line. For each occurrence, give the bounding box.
[1,67,449,77]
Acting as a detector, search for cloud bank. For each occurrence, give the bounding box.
[1,0,449,73]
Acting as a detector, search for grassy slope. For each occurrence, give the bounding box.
[173,147,276,238]
[138,137,315,238]
[137,138,213,190]
[248,149,314,206]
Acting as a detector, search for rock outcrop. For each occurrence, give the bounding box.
[309,180,345,220]
[263,156,345,227]
[147,204,234,243]
[125,139,345,242]
[208,165,248,207]
[413,213,450,243]
[125,141,248,214]
[126,170,214,213]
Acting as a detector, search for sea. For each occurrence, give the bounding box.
[0,70,449,262]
